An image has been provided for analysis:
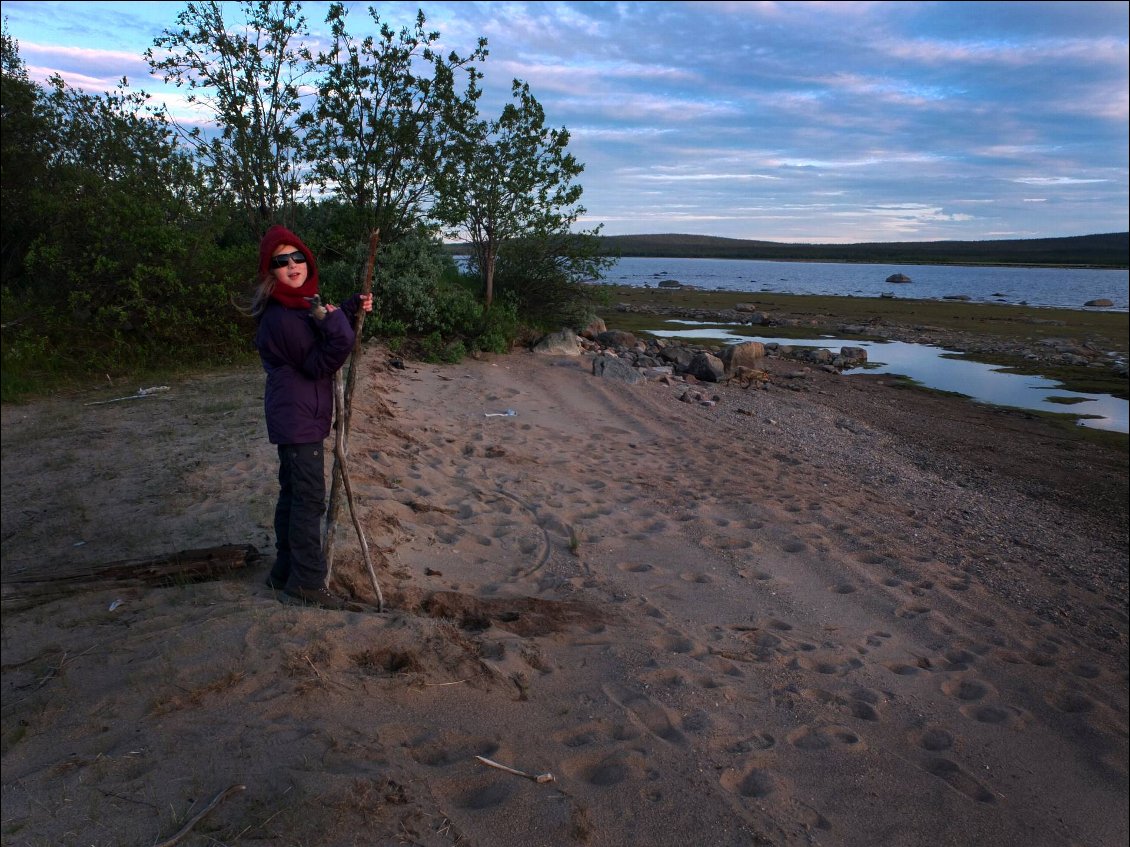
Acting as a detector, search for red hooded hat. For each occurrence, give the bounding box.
[259,224,319,310]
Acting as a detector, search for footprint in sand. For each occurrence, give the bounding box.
[882,661,923,676]
[678,571,713,584]
[719,762,785,799]
[923,757,996,803]
[959,703,1023,725]
[456,781,513,810]
[617,561,655,573]
[910,726,954,752]
[406,733,500,768]
[787,724,866,753]
[941,677,994,702]
[602,682,686,745]
[560,748,652,787]
[792,653,864,676]
[1045,687,1098,715]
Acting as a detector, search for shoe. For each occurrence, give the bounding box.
[282,585,350,611]
[264,574,287,591]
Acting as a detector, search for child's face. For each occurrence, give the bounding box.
[271,243,309,289]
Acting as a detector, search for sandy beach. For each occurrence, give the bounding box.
[2,339,1127,846]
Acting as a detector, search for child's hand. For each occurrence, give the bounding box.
[360,293,373,313]
[306,295,327,321]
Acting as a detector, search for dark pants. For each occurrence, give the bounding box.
[269,442,327,590]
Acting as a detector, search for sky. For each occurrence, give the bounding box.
[2,1,1128,243]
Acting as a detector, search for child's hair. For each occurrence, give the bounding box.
[250,272,276,320]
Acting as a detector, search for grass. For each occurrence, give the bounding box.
[598,286,1129,399]
[1,348,260,405]
[600,286,1128,348]
[880,374,1129,452]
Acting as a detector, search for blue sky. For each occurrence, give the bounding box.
[2,1,1127,243]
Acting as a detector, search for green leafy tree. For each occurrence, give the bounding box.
[2,30,248,397]
[303,3,487,245]
[146,0,310,236]
[1,26,51,283]
[433,79,587,309]
[24,76,227,344]
[491,230,614,330]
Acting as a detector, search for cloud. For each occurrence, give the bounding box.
[1012,177,1108,185]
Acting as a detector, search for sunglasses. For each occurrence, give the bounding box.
[270,250,307,269]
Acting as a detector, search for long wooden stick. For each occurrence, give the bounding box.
[329,370,384,611]
[324,230,380,587]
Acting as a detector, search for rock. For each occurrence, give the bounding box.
[1084,298,1114,307]
[718,340,766,373]
[658,346,696,372]
[658,279,683,289]
[886,273,912,283]
[592,354,644,384]
[685,351,725,382]
[943,294,971,301]
[579,316,607,339]
[532,328,581,356]
[596,329,637,348]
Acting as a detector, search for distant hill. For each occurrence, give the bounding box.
[590,232,1129,268]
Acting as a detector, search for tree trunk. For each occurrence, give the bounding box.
[1,544,262,612]
[484,247,496,308]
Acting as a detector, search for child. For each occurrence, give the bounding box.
[252,224,371,610]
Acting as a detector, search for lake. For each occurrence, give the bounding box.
[602,257,1129,311]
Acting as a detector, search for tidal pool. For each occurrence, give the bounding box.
[649,325,1128,434]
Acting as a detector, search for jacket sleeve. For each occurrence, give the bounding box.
[302,308,355,378]
[339,293,363,325]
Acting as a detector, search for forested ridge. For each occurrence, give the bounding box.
[591,232,1129,268]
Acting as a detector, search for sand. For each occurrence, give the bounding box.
[1,342,1127,847]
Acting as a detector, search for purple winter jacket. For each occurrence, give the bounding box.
[254,295,362,445]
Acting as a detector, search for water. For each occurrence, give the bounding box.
[652,324,1129,433]
[603,257,1129,311]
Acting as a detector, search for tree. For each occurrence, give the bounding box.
[433,79,586,308]
[146,0,310,236]
[1,25,51,282]
[491,230,614,330]
[1,28,252,394]
[302,3,487,246]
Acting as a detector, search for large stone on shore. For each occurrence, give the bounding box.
[718,340,766,373]
[685,351,725,382]
[1084,298,1114,307]
[532,329,580,356]
[659,346,696,372]
[579,316,607,340]
[658,279,683,289]
[834,347,868,369]
[592,354,644,384]
[886,273,912,283]
[596,329,637,349]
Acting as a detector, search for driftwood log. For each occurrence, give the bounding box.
[1,544,261,611]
